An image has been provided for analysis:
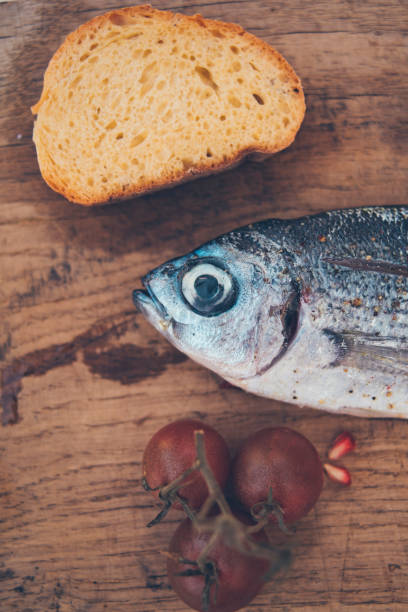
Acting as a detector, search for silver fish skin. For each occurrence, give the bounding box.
[133,206,408,418]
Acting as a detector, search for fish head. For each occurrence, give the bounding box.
[133,230,299,380]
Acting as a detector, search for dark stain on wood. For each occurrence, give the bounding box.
[1,311,136,425]
[145,573,171,592]
[135,415,151,426]
[83,343,187,385]
[0,568,15,581]
[9,262,72,309]
[140,561,171,592]
[0,332,12,361]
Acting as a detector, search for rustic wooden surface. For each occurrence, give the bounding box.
[1,1,408,610]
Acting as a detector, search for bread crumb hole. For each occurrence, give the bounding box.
[157,39,164,44]
[143,49,152,57]
[279,100,290,113]
[102,78,109,85]
[283,117,290,127]
[230,45,239,54]
[237,78,243,84]
[116,132,124,140]
[80,52,90,62]
[90,43,98,50]
[131,133,147,147]
[139,62,157,84]
[253,93,264,105]
[126,32,142,39]
[220,115,226,121]
[87,177,94,186]
[102,177,108,183]
[95,133,105,148]
[182,158,194,170]
[249,62,259,72]
[211,29,224,38]
[70,75,82,88]
[106,120,117,130]
[206,149,213,157]
[228,95,241,108]
[195,66,219,93]
[109,13,129,26]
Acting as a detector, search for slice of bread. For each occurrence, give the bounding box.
[32,5,305,205]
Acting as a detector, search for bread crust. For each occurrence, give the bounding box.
[32,5,305,206]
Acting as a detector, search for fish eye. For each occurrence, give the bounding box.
[180,261,238,316]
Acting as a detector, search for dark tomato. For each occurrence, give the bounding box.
[231,427,323,525]
[167,514,270,612]
[142,419,230,510]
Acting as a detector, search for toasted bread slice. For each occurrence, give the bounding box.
[32,5,305,205]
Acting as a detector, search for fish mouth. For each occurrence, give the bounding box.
[132,278,171,329]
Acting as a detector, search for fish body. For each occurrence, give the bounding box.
[133,207,408,418]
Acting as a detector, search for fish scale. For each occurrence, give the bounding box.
[240,208,408,337]
[285,209,408,336]
[134,206,408,418]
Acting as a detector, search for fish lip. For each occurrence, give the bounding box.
[132,277,170,321]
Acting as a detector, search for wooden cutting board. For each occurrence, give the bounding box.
[1,1,408,610]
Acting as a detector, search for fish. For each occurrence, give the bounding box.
[133,206,408,418]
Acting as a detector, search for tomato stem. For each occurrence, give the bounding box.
[145,462,200,527]
[141,476,160,492]
[146,497,173,528]
[194,430,231,516]
[250,487,295,536]
[159,460,200,500]
[174,555,219,612]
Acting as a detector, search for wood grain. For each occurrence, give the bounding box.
[1,1,408,610]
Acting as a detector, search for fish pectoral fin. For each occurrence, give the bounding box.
[324,329,408,374]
